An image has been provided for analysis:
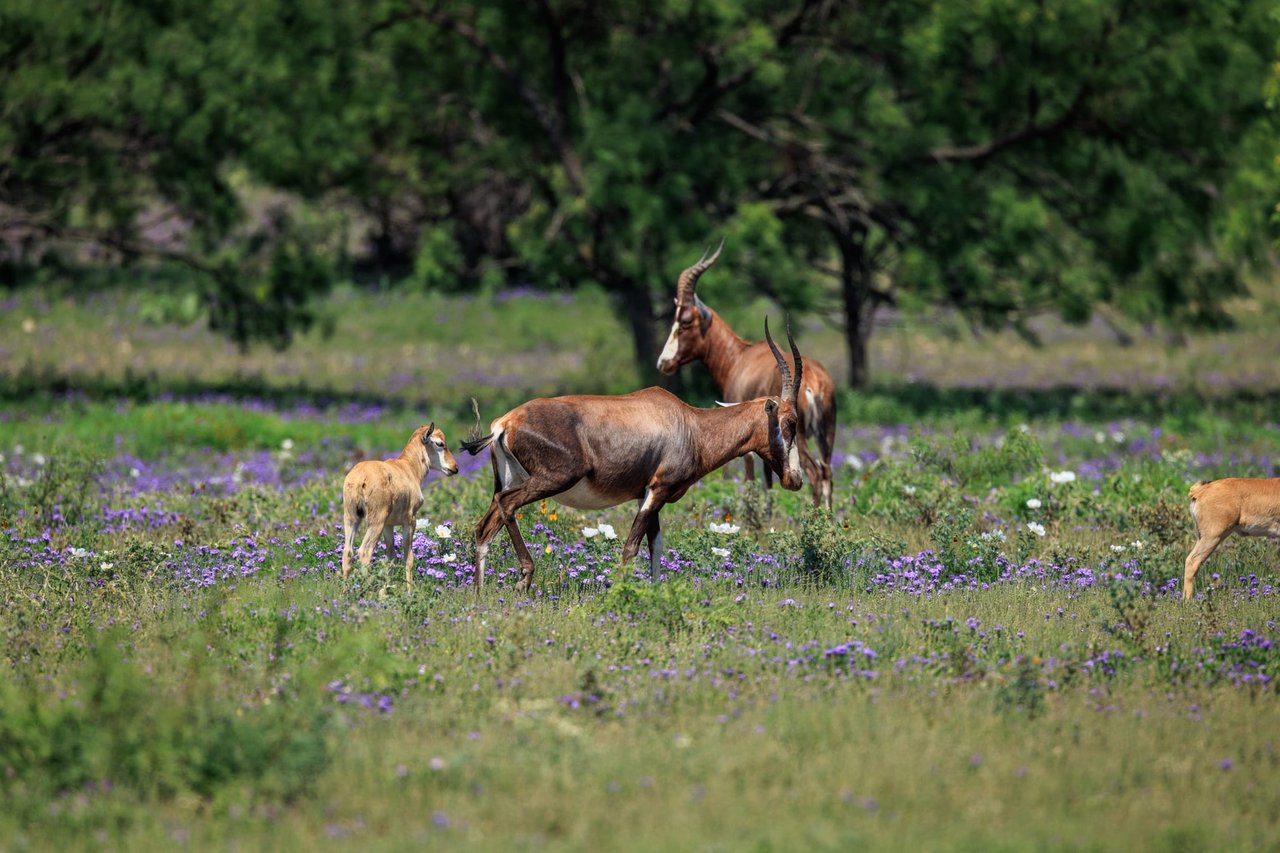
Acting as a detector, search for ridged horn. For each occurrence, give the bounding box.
[764,316,793,401]
[785,316,803,405]
[675,238,724,306]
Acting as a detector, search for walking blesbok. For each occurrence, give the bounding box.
[1183,478,1280,600]
[656,243,837,509]
[462,320,807,593]
[341,423,459,592]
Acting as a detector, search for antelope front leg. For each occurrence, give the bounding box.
[623,490,666,581]
[644,513,664,580]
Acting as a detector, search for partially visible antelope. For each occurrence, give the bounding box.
[1183,478,1280,600]
[656,242,837,510]
[463,320,808,593]
[341,423,459,591]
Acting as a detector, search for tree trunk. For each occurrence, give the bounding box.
[616,278,660,383]
[834,226,872,389]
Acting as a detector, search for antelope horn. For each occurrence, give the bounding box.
[786,316,803,405]
[675,238,725,305]
[764,316,793,401]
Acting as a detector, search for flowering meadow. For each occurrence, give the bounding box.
[2,288,1280,849]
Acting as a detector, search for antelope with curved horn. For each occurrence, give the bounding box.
[656,242,837,510]
[463,320,806,593]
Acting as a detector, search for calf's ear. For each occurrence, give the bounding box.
[422,422,436,444]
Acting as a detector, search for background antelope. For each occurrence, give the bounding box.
[463,321,807,593]
[1184,477,1280,600]
[656,243,837,510]
[342,423,459,591]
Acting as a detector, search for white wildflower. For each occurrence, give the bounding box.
[440,553,457,563]
[598,523,617,540]
[1026,498,1042,509]
[100,562,114,571]
[709,522,740,535]
[130,467,141,478]
[582,526,599,539]
[902,485,917,496]
[415,518,429,530]
[1111,431,1125,444]
[1017,423,1030,433]
[1110,544,1126,553]
[1130,540,1145,550]
[1049,470,1076,484]
[1094,432,1107,444]
[846,455,864,471]
[68,547,90,558]
[12,445,23,455]
[1026,522,1046,537]
[32,453,47,466]
[281,438,295,451]
[435,524,452,539]
[711,547,731,558]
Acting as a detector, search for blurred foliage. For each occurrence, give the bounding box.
[1,0,1276,379]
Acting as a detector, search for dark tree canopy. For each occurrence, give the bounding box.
[2,0,1276,382]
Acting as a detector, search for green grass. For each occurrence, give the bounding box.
[3,276,1280,849]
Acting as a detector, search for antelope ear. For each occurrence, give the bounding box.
[764,399,779,416]
[422,422,435,444]
[695,296,712,334]
[715,400,740,408]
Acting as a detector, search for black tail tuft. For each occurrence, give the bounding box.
[460,434,494,456]
[462,397,492,455]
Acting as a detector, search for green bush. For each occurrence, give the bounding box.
[0,638,330,807]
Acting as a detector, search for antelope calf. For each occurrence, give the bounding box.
[656,242,838,509]
[1183,478,1280,600]
[463,320,807,593]
[341,423,459,591]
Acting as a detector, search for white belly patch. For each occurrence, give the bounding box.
[553,478,621,510]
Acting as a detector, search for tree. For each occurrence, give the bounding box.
[363,0,1280,386]
[0,0,356,347]
[3,0,1275,383]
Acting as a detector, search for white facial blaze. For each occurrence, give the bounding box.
[657,319,681,368]
[788,442,802,478]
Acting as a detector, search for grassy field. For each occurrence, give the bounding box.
[2,279,1280,850]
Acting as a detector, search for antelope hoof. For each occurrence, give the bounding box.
[515,576,533,593]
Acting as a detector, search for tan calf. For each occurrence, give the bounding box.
[342,423,459,591]
[1184,478,1280,600]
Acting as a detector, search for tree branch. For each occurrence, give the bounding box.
[405,0,584,193]
[925,87,1091,165]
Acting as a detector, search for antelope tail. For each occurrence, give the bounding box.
[461,397,494,455]
[1188,480,1214,501]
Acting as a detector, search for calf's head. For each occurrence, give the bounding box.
[417,422,460,476]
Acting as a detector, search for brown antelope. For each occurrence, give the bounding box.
[1184,478,1280,600]
[656,243,837,510]
[341,423,459,591]
[463,320,807,593]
